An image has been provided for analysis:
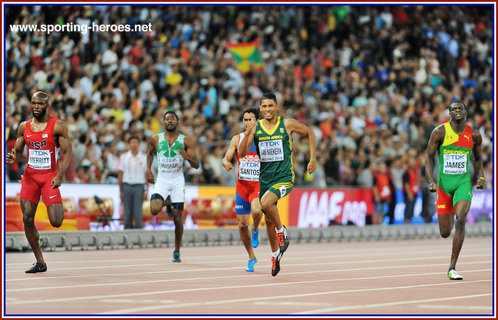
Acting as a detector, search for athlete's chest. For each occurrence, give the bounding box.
[26,125,55,150]
[158,139,183,157]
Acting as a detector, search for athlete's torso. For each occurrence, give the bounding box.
[438,122,473,187]
[236,132,260,183]
[254,116,294,183]
[156,132,185,181]
[24,116,58,173]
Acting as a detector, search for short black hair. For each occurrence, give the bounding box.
[242,108,259,120]
[163,110,179,121]
[449,99,466,111]
[128,135,140,143]
[260,92,277,105]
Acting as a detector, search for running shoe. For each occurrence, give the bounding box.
[271,253,282,277]
[172,250,181,263]
[448,269,463,280]
[251,225,260,248]
[246,258,257,272]
[165,195,174,217]
[276,225,289,254]
[25,262,47,273]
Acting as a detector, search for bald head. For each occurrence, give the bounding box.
[31,91,49,120]
[32,91,49,103]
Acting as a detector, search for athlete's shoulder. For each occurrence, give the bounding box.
[433,123,446,134]
[471,126,482,140]
[18,120,28,129]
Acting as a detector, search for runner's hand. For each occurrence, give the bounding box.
[6,150,16,164]
[246,121,256,134]
[222,159,233,171]
[476,177,485,189]
[146,170,155,184]
[307,160,316,174]
[428,182,436,192]
[178,149,189,161]
[50,174,62,189]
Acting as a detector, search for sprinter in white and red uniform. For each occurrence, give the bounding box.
[223,108,263,272]
[6,91,73,273]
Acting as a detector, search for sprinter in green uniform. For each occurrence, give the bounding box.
[425,100,485,280]
[240,92,317,276]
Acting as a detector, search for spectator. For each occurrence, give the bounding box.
[403,157,420,224]
[3,5,492,190]
[118,135,148,229]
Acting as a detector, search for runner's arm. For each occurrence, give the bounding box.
[54,120,73,180]
[146,136,158,183]
[7,122,27,164]
[239,123,256,158]
[222,135,238,171]
[182,136,200,169]
[425,125,444,191]
[285,118,317,174]
[472,129,485,189]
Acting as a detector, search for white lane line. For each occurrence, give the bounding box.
[6,269,491,305]
[5,258,491,292]
[293,294,492,314]
[254,301,331,307]
[98,282,491,314]
[6,252,491,280]
[99,299,177,304]
[5,243,491,266]
[417,304,492,311]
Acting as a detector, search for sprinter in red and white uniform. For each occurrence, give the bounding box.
[222,108,263,272]
[6,91,73,273]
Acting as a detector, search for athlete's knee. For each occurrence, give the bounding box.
[150,203,163,215]
[252,208,263,218]
[260,200,274,213]
[454,217,466,231]
[238,219,249,230]
[440,229,451,238]
[23,214,35,226]
[50,215,64,228]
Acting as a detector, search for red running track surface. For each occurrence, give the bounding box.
[4,237,493,316]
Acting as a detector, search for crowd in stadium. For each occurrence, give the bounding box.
[5,5,493,194]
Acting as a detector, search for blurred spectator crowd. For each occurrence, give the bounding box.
[5,5,493,193]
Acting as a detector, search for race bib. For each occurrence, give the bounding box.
[159,157,182,173]
[443,153,467,175]
[239,155,260,181]
[28,149,51,170]
[258,140,284,162]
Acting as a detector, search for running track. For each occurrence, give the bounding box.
[4,237,494,316]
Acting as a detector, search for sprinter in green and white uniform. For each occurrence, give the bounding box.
[146,111,199,263]
[425,100,485,280]
[239,92,317,276]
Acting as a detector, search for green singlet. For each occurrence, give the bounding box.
[436,122,473,212]
[254,116,294,199]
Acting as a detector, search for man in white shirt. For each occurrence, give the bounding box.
[118,135,148,229]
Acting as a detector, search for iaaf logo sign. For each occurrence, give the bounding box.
[288,189,374,228]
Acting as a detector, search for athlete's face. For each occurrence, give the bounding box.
[259,98,277,120]
[242,112,257,130]
[163,114,178,132]
[449,102,467,121]
[31,96,48,120]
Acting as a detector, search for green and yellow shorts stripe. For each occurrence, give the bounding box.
[260,176,294,200]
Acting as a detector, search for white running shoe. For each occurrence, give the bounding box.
[448,269,463,280]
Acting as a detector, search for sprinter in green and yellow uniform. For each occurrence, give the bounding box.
[425,100,485,280]
[240,92,316,276]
